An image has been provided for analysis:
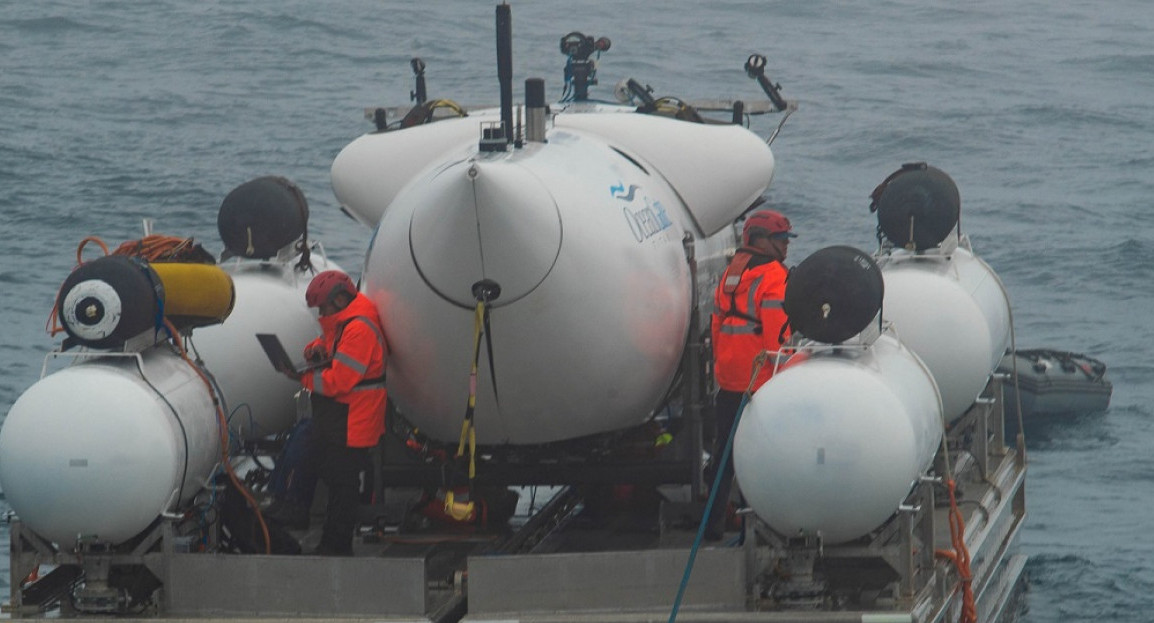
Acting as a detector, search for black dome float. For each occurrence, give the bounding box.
[56,255,164,349]
[783,246,884,344]
[869,162,960,251]
[218,176,310,259]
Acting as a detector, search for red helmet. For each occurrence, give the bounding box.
[742,209,796,245]
[305,270,357,308]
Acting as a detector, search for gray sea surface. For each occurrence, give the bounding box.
[2,1,1153,620]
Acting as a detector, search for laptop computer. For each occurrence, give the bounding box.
[256,333,329,375]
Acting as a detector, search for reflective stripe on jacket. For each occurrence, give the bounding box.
[301,292,388,448]
[711,254,789,392]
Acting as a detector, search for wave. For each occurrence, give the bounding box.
[9,16,103,35]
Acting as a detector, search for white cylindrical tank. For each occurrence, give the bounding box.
[878,239,1011,422]
[0,347,221,546]
[191,257,338,439]
[733,333,942,545]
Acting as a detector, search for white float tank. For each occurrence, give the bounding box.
[734,245,944,545]
[0,347,221,546]
[193,175,342,440]
[0,176,334,546]
[733,332,943,545]
[878,240,1011,422]
[191,257,337,439]
[869,163,1010,423]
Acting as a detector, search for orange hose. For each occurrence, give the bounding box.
[163,318,271,555]
[112,234,198,262]
[76,236,110,264]
[934,479,977,623]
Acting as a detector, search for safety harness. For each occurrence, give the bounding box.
[332,315,387,390]
[310,315,387,397]
[716,248,773,334]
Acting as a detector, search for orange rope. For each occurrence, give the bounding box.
[111,234,200,262]
[163,318,271,555]
[934,479,977,623]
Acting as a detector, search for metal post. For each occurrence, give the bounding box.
[992,375,1007,452]
[975,395,993,477]
[160,520,175,615]
[683,233,705,497]
[8,520,24,617]
[919,479,937,592]
[898,505,917,602]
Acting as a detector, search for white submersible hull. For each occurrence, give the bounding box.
[334,108,776,445]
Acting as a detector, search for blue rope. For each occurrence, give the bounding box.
[668,392,750,623]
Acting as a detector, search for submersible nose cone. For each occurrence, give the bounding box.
[410,161,561,307]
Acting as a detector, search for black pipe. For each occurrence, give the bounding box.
[410,57,427,105]
[731,100,744,125]
[496,4,514,143]
[525,77,545,108]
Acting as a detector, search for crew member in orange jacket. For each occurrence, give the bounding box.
[292,270,388,555]
[706,209,795,540]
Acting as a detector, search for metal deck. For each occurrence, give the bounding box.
[6,377,1026,623]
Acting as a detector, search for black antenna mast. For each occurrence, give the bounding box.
[496,4,514,144]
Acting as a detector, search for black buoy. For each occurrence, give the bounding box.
[218,176,309,260]
[783,246,884,344]
[56,255,164,349]
[869,162,960,251]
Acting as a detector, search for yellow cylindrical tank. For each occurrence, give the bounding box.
[151,262,236,328]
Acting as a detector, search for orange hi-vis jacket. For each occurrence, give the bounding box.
[301,292,388,448]
[711,250,790,392]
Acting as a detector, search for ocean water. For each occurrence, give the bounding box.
[2,1,1153,620]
